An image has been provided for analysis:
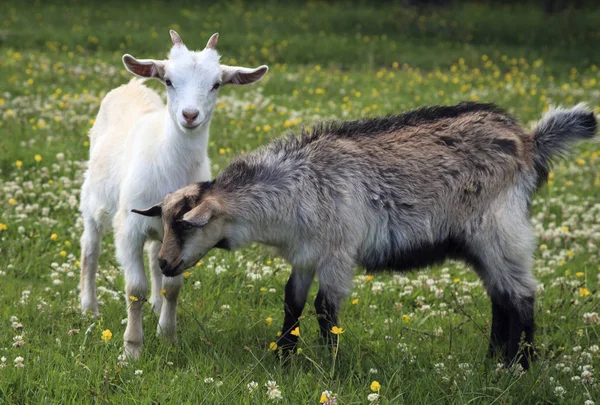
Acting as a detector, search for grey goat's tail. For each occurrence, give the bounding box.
[532,104,597,188]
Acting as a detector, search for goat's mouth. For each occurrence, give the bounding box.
[162,260,184,277]
[181,122,201,130]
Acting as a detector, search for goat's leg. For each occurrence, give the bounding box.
[314,257,354,349]
[157,273,183,345]
[147,241,163,315]
[116,227,147,360]
[277,269,314,352]
[80,216,103,315]
[470,217,537,369]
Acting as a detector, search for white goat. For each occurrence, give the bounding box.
[79,30,268,358]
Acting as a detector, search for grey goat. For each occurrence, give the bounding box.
[133,102,597,368]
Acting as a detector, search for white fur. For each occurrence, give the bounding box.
[79,32,268,359]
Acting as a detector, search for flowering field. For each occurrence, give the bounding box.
[1,1,600,403]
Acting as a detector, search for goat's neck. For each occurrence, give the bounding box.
[162,111,211,158]
[226,189,298,250]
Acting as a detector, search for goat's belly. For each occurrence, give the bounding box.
[359,235,475,273]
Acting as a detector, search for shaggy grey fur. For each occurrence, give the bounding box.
[135,102,597,369]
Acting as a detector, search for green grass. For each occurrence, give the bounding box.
[1,1,599,403]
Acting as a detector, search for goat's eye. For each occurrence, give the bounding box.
[180,221,193,230]
[211,82,221,91]
[165,79,173,87]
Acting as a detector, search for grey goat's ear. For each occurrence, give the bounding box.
[131,204,162,217]
[182,202,215,227]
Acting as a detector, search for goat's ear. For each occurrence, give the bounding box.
[221,65,268,85]
[205,33,219,50]
[182,202,215,228]
[122,54,165,79]
[131,204,162,217]
[170,30,184,47]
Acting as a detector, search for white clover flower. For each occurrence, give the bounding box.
[12,335,25,348]
[265,380,282,401]
[369,368,378,374]
[247,381,258,393]
[14,356,24,368]
[367,393,379,402]
[554,386,565,397]
[204,377,214,384]
[134,369,143,376]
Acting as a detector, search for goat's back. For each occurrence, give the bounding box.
[89,78,164,150]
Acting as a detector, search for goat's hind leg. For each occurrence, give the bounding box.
[472,221,537,369]
[80,215,103,315]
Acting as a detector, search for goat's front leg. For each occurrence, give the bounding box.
[157,273,183,345]
[314,257,354,349]
[116,227,147,360]
[147,241,163,315]
[277,269,315,353]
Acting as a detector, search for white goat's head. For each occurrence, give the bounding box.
[122,31,268,131]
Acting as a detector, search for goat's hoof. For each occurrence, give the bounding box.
[123,341,142,360]
[157,325,178,346]
[80,300,100,317]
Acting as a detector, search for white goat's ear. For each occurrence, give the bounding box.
[221,65,268,85]
[205,33,219,50]
[182,203,214,228]
[122,54,165,79]
[170,30,184,47]
[131,203,162,217]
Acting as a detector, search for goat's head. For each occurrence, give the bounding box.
[122,31,268,132]
[132,182,229,277]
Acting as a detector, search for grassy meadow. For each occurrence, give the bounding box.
[1,1,600,403]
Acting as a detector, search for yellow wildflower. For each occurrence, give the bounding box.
[365,275,373,281]
[265,317,273,326]
[579,288,590,297]
[370,381,381,392]
[101,329,112,341]
[331,326,344,335]
[160,289,166,296]
[50,233,58,241]
[15,160,23,168]
[129,295,139,302]
[59,251,67,257]
[290,327,300,337]
[8,198,17,205]
[183,271,191,278]
[34,154,42,162]
[402,314,411,323]
[575,272,584,278]
[352,298,359,305]
[269,342,278,351]
[0,223,7,231]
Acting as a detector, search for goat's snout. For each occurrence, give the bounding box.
[182,108,199,125]
[158,258,168,271]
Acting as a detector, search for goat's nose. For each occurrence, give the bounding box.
[158,258,168,271]
[182,108,199,123]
